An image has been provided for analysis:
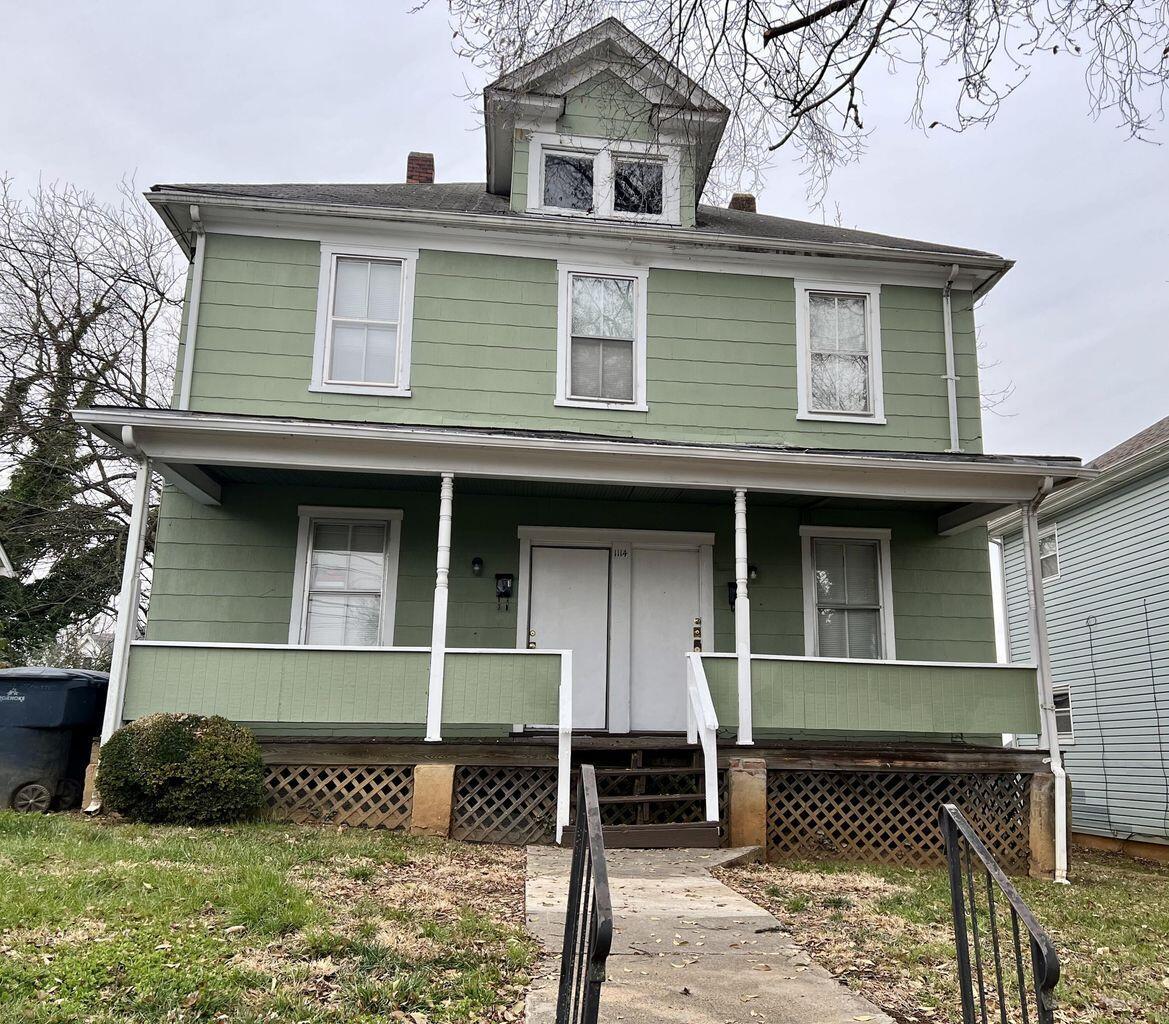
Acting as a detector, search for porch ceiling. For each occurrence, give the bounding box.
[74,407,1093,534]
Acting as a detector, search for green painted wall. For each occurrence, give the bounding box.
[703,655,1038,737]
[148,482,996,663]
[180,233,983,453]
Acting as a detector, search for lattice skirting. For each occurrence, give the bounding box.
[767,770,1031,872]
[265,764,414,829]
[450,764,558,844]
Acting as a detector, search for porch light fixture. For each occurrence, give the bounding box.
[728,567,760,607]
[471,556,484,576]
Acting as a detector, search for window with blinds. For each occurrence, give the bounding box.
[811,537,885,659]
[326,256,403,386]
[303,520,387,646]
[568,273,637,403]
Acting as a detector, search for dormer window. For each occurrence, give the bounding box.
[530,133,680,224]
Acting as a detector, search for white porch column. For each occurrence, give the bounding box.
[425,472,455,742]
[100,458,152,743]
[733,488,753,745]
[1021,496,1069,883]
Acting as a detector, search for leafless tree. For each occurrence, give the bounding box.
[431,0,1168,202]
[0,178,182,664]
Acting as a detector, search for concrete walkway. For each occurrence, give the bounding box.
[525,846,894,1024]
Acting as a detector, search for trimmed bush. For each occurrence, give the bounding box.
[98,713,266,825]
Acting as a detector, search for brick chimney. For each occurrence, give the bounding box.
[406,152,435,184]
[729,192,756,213]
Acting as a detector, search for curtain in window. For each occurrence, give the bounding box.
[813,537,883,658]
[304,521,386,645]
[809,293,870,414]
[328,258,401,385]
[570,275,635,401]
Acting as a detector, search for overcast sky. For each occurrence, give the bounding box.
[3,1,1166,462]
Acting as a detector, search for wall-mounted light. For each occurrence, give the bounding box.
[496,573,514,611]
[727,580,738,608]
[748,564,759,581]
[471,556,484,576]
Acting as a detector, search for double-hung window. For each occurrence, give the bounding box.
[290,507,403,646]
[801,527,895,659]
[1039,527,1060,580]
[1052,687,1074,741]
[796,282,884,423]
[556,266,648,410]
[311,245,417,397]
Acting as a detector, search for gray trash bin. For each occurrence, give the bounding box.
[0,669,109,811]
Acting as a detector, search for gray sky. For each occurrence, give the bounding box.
[3,0,1166,462]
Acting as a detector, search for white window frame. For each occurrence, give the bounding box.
[555,263,650,412]
[310,243,418,398]
[1039,525,1060,582]
[795,280,886,424]
[528,132,682,225]
[288,505,404,645]
[1052,685,1075,743]
[799,525,896,659]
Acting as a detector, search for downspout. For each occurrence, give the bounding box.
[942,264,962,453]
[1022,477,1070,883]
[178,205,206,411]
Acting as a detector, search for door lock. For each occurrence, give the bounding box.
[692,616,703,652]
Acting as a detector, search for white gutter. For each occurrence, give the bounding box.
[177,204,206,411]
[942,263,962,453]
[1021,478,1069,883]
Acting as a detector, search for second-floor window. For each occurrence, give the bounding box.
[311,245,417,398]
[796,281,885,424]
[556,265,648,411]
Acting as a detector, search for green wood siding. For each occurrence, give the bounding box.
[148,480,995,665]
[443,651,560,725]
[123,644,430,725]
[703,655,1038,737]
[180,233,982,453]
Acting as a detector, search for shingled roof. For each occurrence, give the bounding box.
[1089,414,1169,470]
[149,181,1002,261]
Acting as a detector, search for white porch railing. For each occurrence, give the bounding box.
[684,651,720,823]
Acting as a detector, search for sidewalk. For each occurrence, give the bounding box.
[525,846,894,1024]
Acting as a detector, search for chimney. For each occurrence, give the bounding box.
[729,192,756,213]
[406,152,435,184]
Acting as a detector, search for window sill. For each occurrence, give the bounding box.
[797,411,887,425]
[528,206,680,227]
[309,383,412,399]
[555,397,649,413]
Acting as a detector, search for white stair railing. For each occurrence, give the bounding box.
[556,650,574,844]
[684,652,720,823]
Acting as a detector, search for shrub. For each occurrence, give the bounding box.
[98,713,266,825]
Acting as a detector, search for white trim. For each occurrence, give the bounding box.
[177,220,205,411]
[132,639,429,653]
[1039,523,1061,582]
[732,489,753,745]
[555,262,650,411]
[528,132,682,225]
[518,525,716,547]
[425,473,455,742]
[310,243,417,398]
[288,505,403,646]
[699,650,1036,670]
[795,280,886,424]
[800,525,896,659]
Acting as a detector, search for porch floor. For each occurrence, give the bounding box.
[524,846,895,1023]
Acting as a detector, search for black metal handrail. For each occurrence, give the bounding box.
[940,803,1061,1024]
[556,764,614,1024]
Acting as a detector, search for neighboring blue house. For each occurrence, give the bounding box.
[993,415,1169,860]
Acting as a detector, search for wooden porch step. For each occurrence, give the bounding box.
[601,822,722,850]
[592,766,701,777]
[596,792,705,805]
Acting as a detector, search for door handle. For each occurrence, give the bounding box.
[527,628,537,650]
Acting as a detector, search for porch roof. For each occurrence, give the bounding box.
[74,406,1092,534]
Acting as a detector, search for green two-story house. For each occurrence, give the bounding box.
[78,20,1087,869]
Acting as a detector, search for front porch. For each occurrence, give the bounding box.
[77,407,1085,865]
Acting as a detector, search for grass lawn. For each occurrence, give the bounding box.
[720,847,1169,1024]
[0,812,536,1023]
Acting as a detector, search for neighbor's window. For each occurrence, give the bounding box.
[303,520,388,645]
[1053,687,1074,740]
[808,291,873,415]
[569,273,637,403]
[543,152,595,212]
[810,536,886,659]
[1039,528,1060,580]
[326,256,404,387]
[614,158,664,215]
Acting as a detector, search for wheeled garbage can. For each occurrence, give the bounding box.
[0,668,109,811]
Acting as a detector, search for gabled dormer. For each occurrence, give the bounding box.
[484,19,729,228]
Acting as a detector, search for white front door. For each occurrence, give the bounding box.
[629,547,702,732]
[528,546,610,730]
